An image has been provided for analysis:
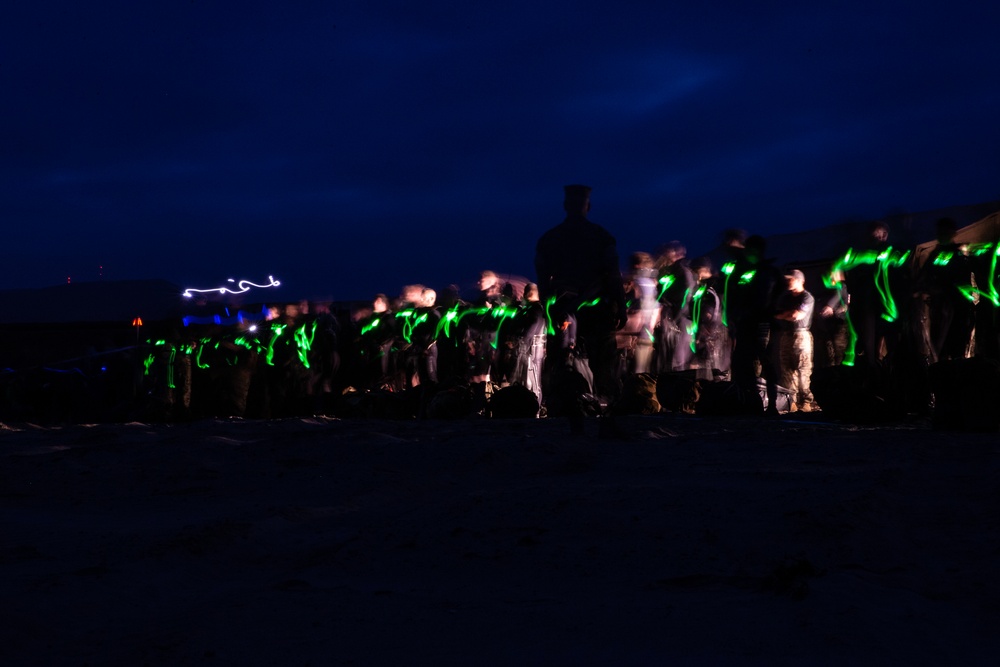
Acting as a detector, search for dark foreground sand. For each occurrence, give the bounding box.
[2,415,998,666]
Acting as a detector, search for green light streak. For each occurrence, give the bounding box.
[955,242,1000,306]
[825,247,906,365]
[434,306,461,339]
[577,297,601,310]
[826,246,910,326]
[657,274,675,302]
[688,285,706,352]
[544,296,557,336]
[488,303,519,349]
[294,321,317,368]
[360,317,381,336]
[738,270,756,285]
[167,347,176,389]
[720,262,734,327]
[195,339,210,369]
[265,324,286,366]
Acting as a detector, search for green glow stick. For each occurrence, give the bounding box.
[720,262,734,327]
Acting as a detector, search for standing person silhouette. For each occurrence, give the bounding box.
[535,185,628,414]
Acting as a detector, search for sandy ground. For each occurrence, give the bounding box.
[2,414,998,666]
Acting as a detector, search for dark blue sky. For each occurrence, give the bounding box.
[3,1,999,301]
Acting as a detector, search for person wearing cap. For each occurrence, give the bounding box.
[774,269,818,412]
[535,185,628,404]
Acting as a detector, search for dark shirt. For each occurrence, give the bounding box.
[917,242,972,302]
[775,289,815,331]
[658,260,697,321]
[535,214,626,312]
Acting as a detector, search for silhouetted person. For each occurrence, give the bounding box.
[535,184,628,406]
[727,234,782,414]
[840,221,909,369]
[434,284,468,384]
[915,217,974,363]
[355,293,396,390]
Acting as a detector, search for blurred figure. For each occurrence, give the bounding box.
[508,282,548,411]
[688,256,728,380]
[355,293,396,390]
[623,251,660,374]
[477,270,503,305]
[391,285,428,389]
[914,217,974,363]
[407,288,441,386]
[465,270,504,384]
[773,269,818,412]
[815,274,849,368]
[727,234,783,414]
[434,284,468,384]
[838,221,909,368]
[654,240,696,373]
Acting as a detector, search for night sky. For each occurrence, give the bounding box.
[3,2,999,302]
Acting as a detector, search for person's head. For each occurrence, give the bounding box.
[629,251,652,270]
[440,284,462,308]
[401,284,424,306]
[785,269,805,293]
[478,270,499,293]
[689,256,713,282]
[744,235,766,264]
[373,293,389,313]
[657,241,686,267]
[723,228,747,248]
[563,184,592,215]
[420,288,437,308]
[523,282,539,302]
[869,221,889,244]
[936,217,957,245]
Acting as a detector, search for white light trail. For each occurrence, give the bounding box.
[182,276,281,298]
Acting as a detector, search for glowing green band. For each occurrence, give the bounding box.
[657,274,675,302]
[720,262,735,327]
[544,296,557,336]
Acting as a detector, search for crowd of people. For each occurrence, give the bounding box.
[133,185,992,424]
[10,185,992,424]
